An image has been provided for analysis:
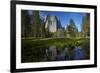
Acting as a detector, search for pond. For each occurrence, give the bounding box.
[22,45,89,63]
[21,38,90,63]
[44,45,85,61]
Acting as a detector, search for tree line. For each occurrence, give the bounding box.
[21,10,90,38]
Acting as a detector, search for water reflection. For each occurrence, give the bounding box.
[44,45,85,61]
[22,45,89,63]
[45,46,57,61]
[72,46,84,60]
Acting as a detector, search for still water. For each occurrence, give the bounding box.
[22,45,87,63]
[44,46,84,61]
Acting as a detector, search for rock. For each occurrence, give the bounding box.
[45,15,62,33]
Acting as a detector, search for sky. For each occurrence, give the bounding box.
[28,10,87,32]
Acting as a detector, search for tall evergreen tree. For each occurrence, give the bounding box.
[32,11,41,37]
[21,10,31,37]
[67,19,78,37]
[40,19,46,38]
[81,14,90,37]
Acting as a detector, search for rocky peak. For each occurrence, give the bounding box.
[45,15,62,33]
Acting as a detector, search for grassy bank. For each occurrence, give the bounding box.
[22,38,89,49]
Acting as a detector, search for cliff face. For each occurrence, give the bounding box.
[44,15,62,33]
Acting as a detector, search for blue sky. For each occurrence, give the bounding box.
[28,10,86,32]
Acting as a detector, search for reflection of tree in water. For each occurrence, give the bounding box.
[71,46,84,60]
[44,45,85,61]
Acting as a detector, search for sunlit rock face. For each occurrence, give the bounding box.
[44,15,62,33]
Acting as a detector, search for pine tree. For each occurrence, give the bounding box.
[32,11,41,37]
[21,10,31,37]
[67,19,78,37]
[81,14,90,37]
[40,19,46,38]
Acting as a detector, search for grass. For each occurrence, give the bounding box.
[22,37,89,49]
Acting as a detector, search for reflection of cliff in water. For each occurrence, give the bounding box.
[44,45,85,61]
[21,44,90,63]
